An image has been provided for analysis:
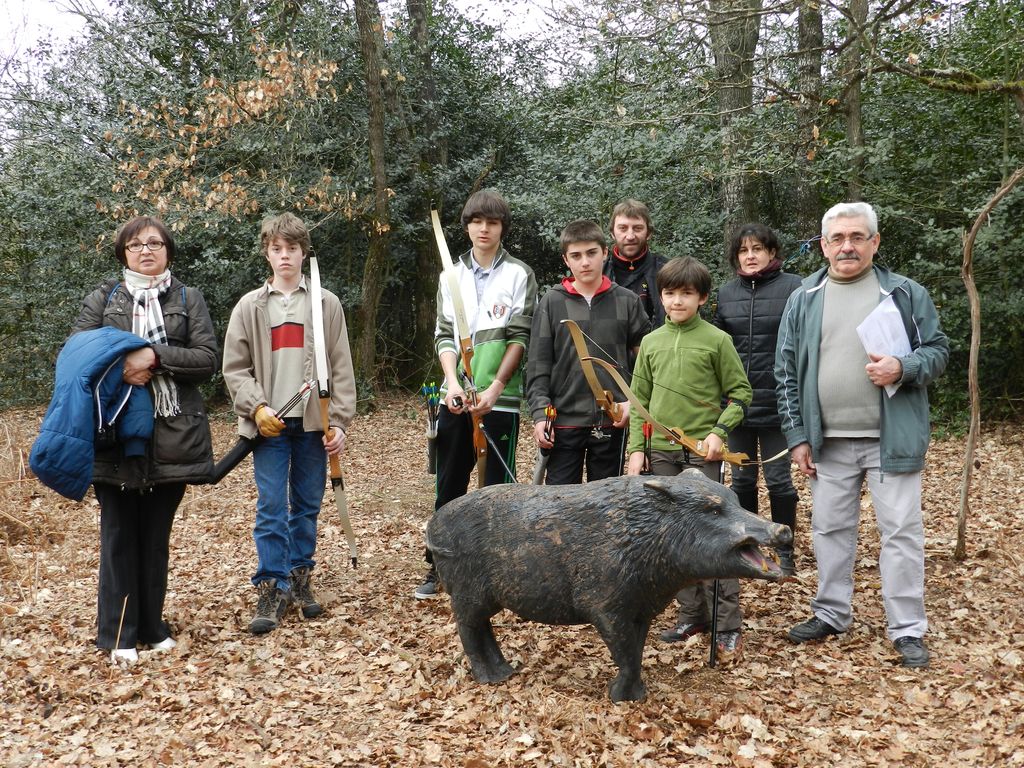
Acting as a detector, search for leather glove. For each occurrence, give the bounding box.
[254,404,284,438]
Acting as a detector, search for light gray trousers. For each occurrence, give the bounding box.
[809,437,927,641]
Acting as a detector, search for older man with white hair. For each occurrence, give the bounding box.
[774,201,949,668]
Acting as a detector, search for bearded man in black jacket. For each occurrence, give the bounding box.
[603,199,668,326]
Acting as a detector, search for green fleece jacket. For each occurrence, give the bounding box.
[627,315,752,454]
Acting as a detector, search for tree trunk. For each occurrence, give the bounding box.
[846,0,868,201]
[795,0,823,239]
[707,0,763,234]
[406,0,446,380]
[956,165,1024,560]
[352,0,392,385]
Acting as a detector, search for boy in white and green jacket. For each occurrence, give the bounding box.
[415,189,538,599]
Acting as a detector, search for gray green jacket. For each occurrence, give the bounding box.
[774,264,949,473]
[223,280,356,439]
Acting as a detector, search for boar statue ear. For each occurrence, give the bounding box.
[642,478,677,502]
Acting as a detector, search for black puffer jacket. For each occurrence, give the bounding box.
[70,277,219,488]
[712,268,802,428]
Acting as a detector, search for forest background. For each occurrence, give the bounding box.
[1,0,1022,420]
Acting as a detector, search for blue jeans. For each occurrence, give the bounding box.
[251,418,326,591]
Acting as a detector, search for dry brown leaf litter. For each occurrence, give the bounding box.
[1,396,1022,767]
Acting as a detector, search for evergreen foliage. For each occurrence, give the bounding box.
[1,0,1021,421]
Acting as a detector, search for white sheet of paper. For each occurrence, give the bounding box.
[856,295,912,397]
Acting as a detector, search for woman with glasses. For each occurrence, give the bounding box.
[711,223,803,573]
[70,215,218,665]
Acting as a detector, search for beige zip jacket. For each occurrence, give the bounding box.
[223,281,356,439]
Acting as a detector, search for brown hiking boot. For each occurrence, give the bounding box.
[290,567,323,619]
[249,580,288,634]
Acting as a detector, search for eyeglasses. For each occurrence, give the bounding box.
[825,233,873,248]
[126,239,166,253]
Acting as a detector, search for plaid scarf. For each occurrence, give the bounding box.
[123,268,180,417]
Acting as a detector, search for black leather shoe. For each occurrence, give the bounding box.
[787,615,842,643]
[894,636,929,668]
[414,568,439,600]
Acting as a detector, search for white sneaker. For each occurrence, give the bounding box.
[110,648,138,666]
[149,637,177,652]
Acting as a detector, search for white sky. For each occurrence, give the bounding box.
[2,0,553,61]
[1,0,104,62]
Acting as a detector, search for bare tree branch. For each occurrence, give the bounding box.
[956,165,1024,561]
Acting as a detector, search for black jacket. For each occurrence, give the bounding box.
[712,268,802,428]
[603,248,667,326]
[71,277,219,488]
[527,278,651,427]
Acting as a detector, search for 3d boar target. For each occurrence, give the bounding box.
[426,470,792,702]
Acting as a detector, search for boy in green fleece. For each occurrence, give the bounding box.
[625,256,752,663]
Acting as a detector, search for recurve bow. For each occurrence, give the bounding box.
[561,319,623,424]
[309,253,358,567]
[431,209,487,486]
[586,356,750,467]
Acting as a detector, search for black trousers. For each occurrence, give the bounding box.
[94,482,184,649]
[435,406,519,511]
[544,425,626,485]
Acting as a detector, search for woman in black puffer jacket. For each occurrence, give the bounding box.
[712,223,802,573]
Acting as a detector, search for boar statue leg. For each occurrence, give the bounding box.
[451,599,516,684]
[593,614,651,702]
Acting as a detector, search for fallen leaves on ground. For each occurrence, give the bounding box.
[1,397,1022,767]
